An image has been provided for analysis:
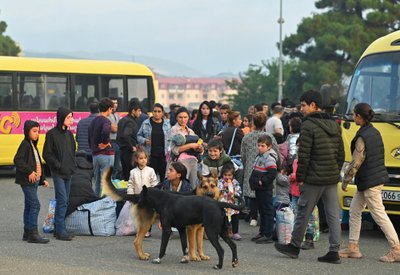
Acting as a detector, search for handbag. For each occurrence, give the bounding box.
[227,128,243,170]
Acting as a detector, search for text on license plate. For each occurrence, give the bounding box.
[381,190,400,202]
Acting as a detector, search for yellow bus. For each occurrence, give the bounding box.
[0,56,157,166]
[338,31,400,215]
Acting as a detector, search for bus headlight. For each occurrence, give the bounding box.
[343,197,353,207]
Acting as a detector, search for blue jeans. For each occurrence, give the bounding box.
[111,141,122,179]
[93,154,114,196]
[21,182,40,230]
[255,188,274,237]
[53,176,71,234]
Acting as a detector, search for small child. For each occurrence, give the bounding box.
[127,149,158,237]
[249,134,278,244]
[218,163,242,241]
[14,120,49,244]
[202,139,233,177]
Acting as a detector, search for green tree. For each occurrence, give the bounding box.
[226,59,304,115]
[282,0,400,91]
[0,20,20,56]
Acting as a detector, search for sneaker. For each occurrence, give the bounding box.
[232,233,242,241]
[145,232,151,238]
[250,219,258,227]
[379,245,400,263]
[301,240,315,250]
[317,251,341,264]
[255,235,273,244]
[274,242,300,259]
[251,233,264,242]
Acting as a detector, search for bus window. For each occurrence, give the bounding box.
[101,76,124,110]
[127,77,149,111]
[0,73,12,110]
[17,73,68,110]
[46,75,68,110]
[74,75,99,111]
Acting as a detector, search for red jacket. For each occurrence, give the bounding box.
[290,159,300,197]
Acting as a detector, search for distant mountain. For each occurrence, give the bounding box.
[22,50,230,77]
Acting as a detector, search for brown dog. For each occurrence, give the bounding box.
[187,173,220,261]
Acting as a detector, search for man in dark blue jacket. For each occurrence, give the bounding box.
[76,103,99,161]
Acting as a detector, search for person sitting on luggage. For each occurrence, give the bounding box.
[67,151,100,216]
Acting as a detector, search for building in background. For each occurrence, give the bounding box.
[157,77,237,110]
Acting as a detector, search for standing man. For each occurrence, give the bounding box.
[76,102,99,161]
[265,105,284,136]
[88,98,115,196]
[43,107,76,241]
[108,97,122,179]
[117,100,142,181]
[275,90,344,263]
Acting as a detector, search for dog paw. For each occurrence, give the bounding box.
[180,255,190,263]
[232,259,239,268]
[200,255,210,261]
[138,253,150,261]
[151,257,161,264]
[190,255,201,262]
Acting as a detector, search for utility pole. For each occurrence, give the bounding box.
[278,0,284,103]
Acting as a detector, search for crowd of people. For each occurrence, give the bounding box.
[13,91,400,264]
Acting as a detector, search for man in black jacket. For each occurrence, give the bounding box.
[275,90,344,264]
[117,100,142,180]
[43,107,77,241]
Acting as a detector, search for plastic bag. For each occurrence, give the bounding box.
[43,199,56,233]
[276,206,294,244]
[115,201,136,236]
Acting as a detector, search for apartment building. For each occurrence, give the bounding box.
[156,77,237,110]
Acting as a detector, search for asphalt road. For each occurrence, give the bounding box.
[0,174,399,274]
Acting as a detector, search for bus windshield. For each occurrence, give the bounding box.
[346,52,400,121]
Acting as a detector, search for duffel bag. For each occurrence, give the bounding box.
[65,197,116,236]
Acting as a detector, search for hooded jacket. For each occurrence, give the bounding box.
[67,152,99,216]
[14,120,46,186]
[296,112,344,185]
[202,150,232,177]
[43,107,76,179]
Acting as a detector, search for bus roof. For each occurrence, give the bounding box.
[0,56,155,77]
[360,30,400,61]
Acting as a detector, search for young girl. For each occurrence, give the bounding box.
[161,162,192,193]
[14,120,49,244]
[218,163,242,241]
[241,114,253,135]
[127,149,158,237]
[202,139,233,177]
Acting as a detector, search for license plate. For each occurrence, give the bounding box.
[381,190,400,202]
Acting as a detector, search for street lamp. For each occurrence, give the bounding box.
[278,0,284,103]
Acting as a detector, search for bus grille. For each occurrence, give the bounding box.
[387,167,400,187]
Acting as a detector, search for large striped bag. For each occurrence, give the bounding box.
[65,197,116,236]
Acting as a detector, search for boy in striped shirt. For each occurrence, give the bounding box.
[249,134,278,244]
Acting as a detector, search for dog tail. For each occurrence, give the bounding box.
[217,195,245,211]
[102,167,140,203]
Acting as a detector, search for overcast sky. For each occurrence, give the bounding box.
[1,0,317,75]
